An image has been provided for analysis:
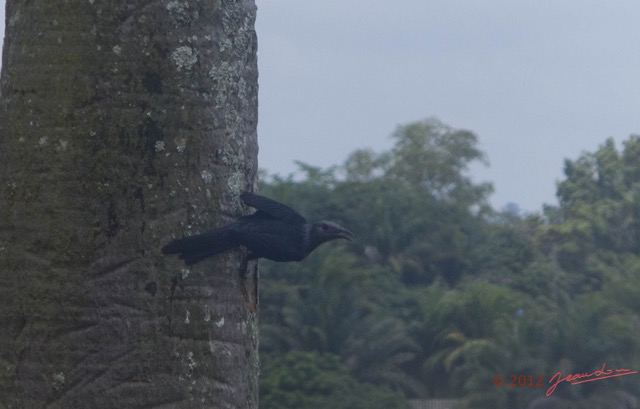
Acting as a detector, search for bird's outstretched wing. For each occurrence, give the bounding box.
[241,192,307,224]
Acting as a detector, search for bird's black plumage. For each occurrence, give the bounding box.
[162,192,354,265]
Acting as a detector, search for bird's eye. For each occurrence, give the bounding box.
[321,223,329,230]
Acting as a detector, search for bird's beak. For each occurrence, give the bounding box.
[338,227,355,241]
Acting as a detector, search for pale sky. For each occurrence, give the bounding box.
[3,2,640,212]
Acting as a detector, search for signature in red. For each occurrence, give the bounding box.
[546,362,638,396]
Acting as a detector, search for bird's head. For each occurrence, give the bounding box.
[310,221,355,245]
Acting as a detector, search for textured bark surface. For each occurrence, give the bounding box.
[0,1,259,408]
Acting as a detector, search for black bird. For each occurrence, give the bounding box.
[162,192,354,265]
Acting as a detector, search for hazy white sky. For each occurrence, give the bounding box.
[255,1,640,212]
[2,1,640,212]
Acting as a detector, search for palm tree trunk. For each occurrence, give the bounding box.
[0,1,259,408]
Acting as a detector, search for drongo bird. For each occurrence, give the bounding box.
[162,192,354,265]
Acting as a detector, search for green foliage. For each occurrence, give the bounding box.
[548,136,640,275]
[386,118,491,205]
[260,351,409,409]
[257,119,640,408]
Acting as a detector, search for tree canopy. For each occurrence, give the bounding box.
[257,119,640,409]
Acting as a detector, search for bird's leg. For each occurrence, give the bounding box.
[238,252,259,311]
[240,257,249,279]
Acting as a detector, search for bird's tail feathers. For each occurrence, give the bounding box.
[162,227,237,265]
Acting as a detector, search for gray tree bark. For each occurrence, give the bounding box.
[0,1,259,408]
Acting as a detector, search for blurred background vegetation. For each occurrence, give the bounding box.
[257,118,640,409]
